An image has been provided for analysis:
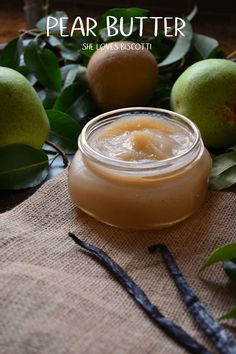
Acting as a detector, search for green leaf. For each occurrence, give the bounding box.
[67,92,97,123]
[147,37,173,63]
[48,35,80,62]
[42,89,58,109]
[61,64,79,86]
[207,47,225,59]
[54,70,88,114]
[159,20,193,68]
[210,165,236,190]
[192,33,219,59]
[151,86,171,109]
[209,151,236,190]
[73,66,87,91]
[46,110,81,154]
[53,83,79,112]
[61,36,88,51]
[219,305,236,321]
[17,65,38,85]
[100,23,139,43]
[36,11,68,32]
[229,145,236,152]
[47,35,62,47]
[0,144,49,190]
[79,47,97,66]
[186,5,198,22]
[224,259,236,283]
[24,39,61,92]
[60,64,87,88]
[101,8,149,28]
[149,5,197,42]
[99,8,148,42]
[61,49,80,62]
[0,37,22,69]
[211,151,236,177]
[37,89,47,102]
[200,242,236,271]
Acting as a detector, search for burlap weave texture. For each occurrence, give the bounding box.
[0,170,235,354]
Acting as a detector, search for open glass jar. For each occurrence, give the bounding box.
[68,108,212,230]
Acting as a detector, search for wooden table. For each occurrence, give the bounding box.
[0,159,69,213]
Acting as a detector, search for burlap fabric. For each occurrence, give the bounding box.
[0,170,235,354]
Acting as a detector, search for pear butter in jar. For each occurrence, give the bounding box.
[68,108,212,230]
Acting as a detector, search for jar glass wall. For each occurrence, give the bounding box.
[68,107,212,230]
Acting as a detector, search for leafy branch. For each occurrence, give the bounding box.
[201,242,236,320]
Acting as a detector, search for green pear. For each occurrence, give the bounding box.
[0,66,49,149]
[171,59,236,148]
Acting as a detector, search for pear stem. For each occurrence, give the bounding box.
[44,0,49,17]
[227,50,236,59]
[45,140,69,167]
[49,153,60,167]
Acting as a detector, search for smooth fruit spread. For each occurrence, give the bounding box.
[68,110,211,230]
[90,115,194,162]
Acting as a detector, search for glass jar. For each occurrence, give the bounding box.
[68,107,212,230]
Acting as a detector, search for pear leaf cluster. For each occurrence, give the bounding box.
[201,242,236,320]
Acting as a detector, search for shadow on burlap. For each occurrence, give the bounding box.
[0,170,235,354]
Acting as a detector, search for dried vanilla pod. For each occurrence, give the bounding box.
[69,233,211,354]
[149,244,236,354]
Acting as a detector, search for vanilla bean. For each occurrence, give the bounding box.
[69,233,211,354]
[149,244,236,354]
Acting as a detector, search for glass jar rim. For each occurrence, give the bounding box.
[79,107,201,171]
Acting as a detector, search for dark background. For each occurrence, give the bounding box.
[0,1,235,51]
[29,0,236,15]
